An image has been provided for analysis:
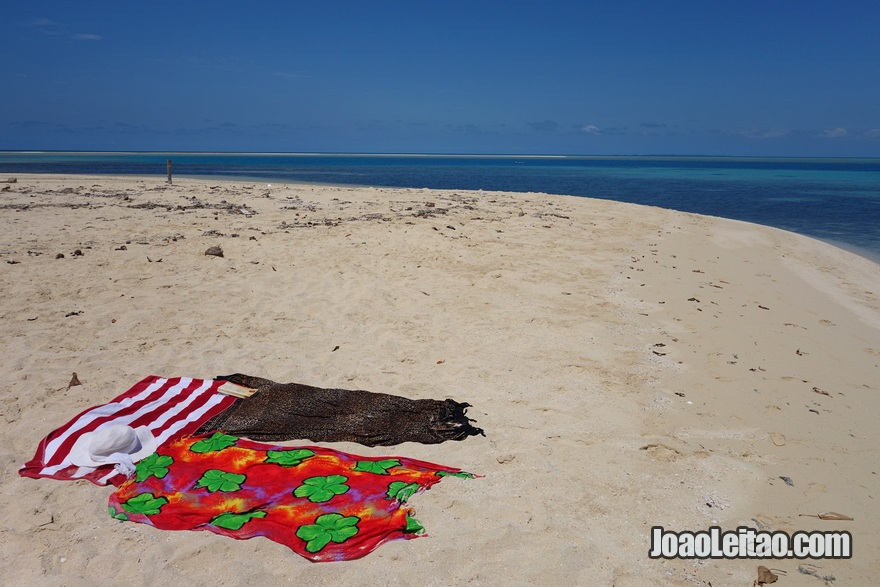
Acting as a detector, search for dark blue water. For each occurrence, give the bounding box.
[2,152,879,261]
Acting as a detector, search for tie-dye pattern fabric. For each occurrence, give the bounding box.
[108,433,473,562]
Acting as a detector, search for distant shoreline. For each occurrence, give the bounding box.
[3,155,879,262]
[2,171,876,266]
[3,149,880,163]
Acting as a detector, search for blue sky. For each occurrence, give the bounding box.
[2,1,879,156]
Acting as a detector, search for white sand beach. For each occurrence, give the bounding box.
[1,174,878,586]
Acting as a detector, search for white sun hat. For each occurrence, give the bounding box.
[69,424,158,476]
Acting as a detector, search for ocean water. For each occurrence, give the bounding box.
[2,152,879,262]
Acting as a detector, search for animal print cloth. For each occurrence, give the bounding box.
[196,373,485,447]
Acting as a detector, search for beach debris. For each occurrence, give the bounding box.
[332,345,340,352]
[812,386,831,397]
[779,476,794,486]
[6,259,20,264]
[756,565,779,585]
[147,257,162,263]
[769,432,786,446]
[68,373,82,389]
[64,311,83,317]
[56,253,65,259]
[217,381,257,399]
[687,297,700,302]
[758,304,770,310]
[796,348,807,355]
[72,249,83,257]
[639,443,682,461]
[2,177,17,183]
[800,512,854,521]
[436,360,445,364]
[205,246,224,258]
[797,564,836,584]
[116,245,127,250]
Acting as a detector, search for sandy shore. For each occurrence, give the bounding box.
[1,174,878,586]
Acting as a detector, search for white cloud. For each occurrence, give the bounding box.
[73,33,104,40]
[580,124,601,135]
[864,129,880,138]
[820,127,848,138]
[27,17,62,35]
[273,71,309,79]
[734,128,790,139]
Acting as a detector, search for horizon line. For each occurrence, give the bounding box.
[2,150,880,161]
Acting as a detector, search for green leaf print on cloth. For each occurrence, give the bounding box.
[352,459,400,475]
[437,470,475,479]
[211,510,267,531]
[265,449,315,467]
[121,492,168,515]
[190,432,239,453]
[295,513,360,553]
[404,514,424,534]
[386,481,420,502]
[194,469,247,493]
[135,453,174,482]
[293,475,349,502]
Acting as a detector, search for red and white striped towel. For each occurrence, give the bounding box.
[19,376,237,486]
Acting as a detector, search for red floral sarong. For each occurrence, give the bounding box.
[108,433,473,562]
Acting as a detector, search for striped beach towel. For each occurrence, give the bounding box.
[19,376,237,486]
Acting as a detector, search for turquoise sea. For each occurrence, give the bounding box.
[2,152,879,262]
